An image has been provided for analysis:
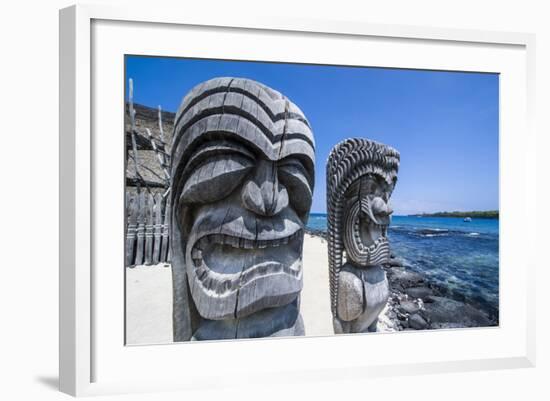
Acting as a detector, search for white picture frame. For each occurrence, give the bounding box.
[59,4,536,397]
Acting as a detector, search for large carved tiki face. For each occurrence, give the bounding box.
[326,139,399,314]
[170,78,315,339]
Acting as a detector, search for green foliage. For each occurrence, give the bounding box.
[412,210,499,219]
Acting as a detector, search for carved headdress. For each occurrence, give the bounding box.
[326,138,400,316]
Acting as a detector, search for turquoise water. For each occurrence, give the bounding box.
[307,213,499,319]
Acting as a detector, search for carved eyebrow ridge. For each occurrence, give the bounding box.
[278,157,314,188]
[175,85,311,130]
[182,140,256,177]
[172,105,314,157]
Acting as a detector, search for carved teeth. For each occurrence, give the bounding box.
[224,280,233,292]
[196,231,302,250]
[197,266,208,280]
[227,236,240,247]
[203,275,214,289]
[190,230,303,294]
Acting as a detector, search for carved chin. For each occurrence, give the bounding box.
[185,209,304,321]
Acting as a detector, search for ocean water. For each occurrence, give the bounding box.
[307,213,499,319]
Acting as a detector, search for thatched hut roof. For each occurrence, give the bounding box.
[125,103,175,189]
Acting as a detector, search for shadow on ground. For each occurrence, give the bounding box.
[35,376,58,391]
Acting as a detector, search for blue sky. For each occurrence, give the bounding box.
[126,55,499,215]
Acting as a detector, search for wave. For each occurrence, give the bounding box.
[417,228,449,236]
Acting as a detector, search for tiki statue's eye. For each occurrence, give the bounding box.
[180,154,254,204]
[278,158,313,214]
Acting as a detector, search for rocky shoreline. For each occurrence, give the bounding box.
[304,228,498,331]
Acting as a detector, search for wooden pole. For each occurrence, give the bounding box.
[158,105,166,145]
[125,191,138,267]
[128,79,153,194]
[153,193,163,264]
[145,128,170,182]
[144,192,154,265]
[161,195,171,263]
[157,105,171,182]
[134,191,146,266]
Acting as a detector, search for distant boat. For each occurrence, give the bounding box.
[464,217,472,222]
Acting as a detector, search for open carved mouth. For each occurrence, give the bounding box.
[183,203,305,320]
[344,199,391,266]
[353,218,388,251]
[189,229,303,294]
[350,219,390,266]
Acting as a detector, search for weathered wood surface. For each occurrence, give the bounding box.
[158,105,166,145]
[125,190,172,267]
[126,177,166,189]
[126,78,170,190]
[125,192,138,267]
[153,193,163,264]
[160,196,171,263]
[326,138,400,334]
[134,191,146,266]
[128,79,141,185]
[144,193,154,265]
[170,77,315,341]
[125,79,173,267]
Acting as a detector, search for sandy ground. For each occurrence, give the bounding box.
[126,235,335,344]
[300,234,333,336]
[125,263,173,344]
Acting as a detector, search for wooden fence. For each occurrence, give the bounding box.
[126,191,171,267]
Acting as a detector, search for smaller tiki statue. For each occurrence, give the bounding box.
[327,138,400,334]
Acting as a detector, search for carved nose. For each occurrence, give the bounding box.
[362,196,392,225]
[372,197,392,216]
[241,160,289,216]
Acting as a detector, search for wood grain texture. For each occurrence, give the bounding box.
[326,138,399,333]
[134,191,146,266]
[144,193,154,265]
[125,192,138,267]
[170,77,315,340]
[152,193,163,264]
[160,196,170,263]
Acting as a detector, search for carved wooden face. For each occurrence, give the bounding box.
[177,136,314,320]
[343,174,394,266]
[170,78,315,326]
